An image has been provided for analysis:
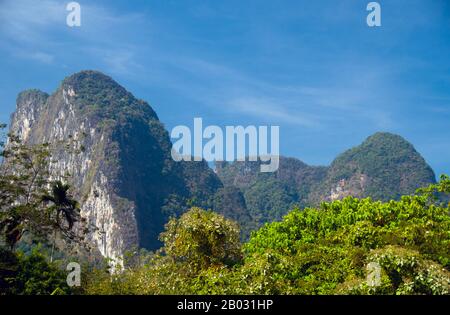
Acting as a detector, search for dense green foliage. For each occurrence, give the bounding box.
[80,176,450,295]
[243,178,450,294]
[160,207,242,270]
[0,247,70,295]
[82,208,242,294]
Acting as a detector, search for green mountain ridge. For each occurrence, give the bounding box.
[216,133,437,233]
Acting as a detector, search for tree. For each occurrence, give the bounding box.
[0,126,85,251]
[160,207,242,271]
[416,174,450,203]
[0,246,70,295]
[41,181,81,262]
[82,208,243,295]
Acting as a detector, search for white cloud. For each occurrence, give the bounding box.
[0,0,64,44]
[227,97,320,127]
[0,0,145,70]
[0,0,397,132]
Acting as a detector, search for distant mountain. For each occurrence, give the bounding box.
[7,70,437,259]
[308,132,437,203]
[216,158,328,225]
[216,133,437,229]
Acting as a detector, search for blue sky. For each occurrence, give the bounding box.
[0,0,449,176]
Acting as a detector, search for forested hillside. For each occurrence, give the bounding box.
[216,133,437,233]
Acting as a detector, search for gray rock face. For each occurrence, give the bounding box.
[8,71,191,263]
[10,77,130,263]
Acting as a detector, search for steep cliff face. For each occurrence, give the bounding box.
[10,89,49,142]
[8,71,219,262]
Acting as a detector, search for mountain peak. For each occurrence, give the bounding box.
[58,70,158,121]
[321,131,436,201]
[16,89,49,108]
[63,70,115,84]
[363,132,413,148]
[61,70,126,95]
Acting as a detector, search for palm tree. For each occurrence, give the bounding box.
[41,181,80,262]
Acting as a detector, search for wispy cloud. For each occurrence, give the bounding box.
[139,52,397,130]
[0,0,145,73]
[0,0,398,132]
[0,0,448,175]
[0,0,64,44]
[227,97,320,127]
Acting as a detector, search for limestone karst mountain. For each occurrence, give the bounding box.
[7,70,437,261]
[8,71,226,262]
